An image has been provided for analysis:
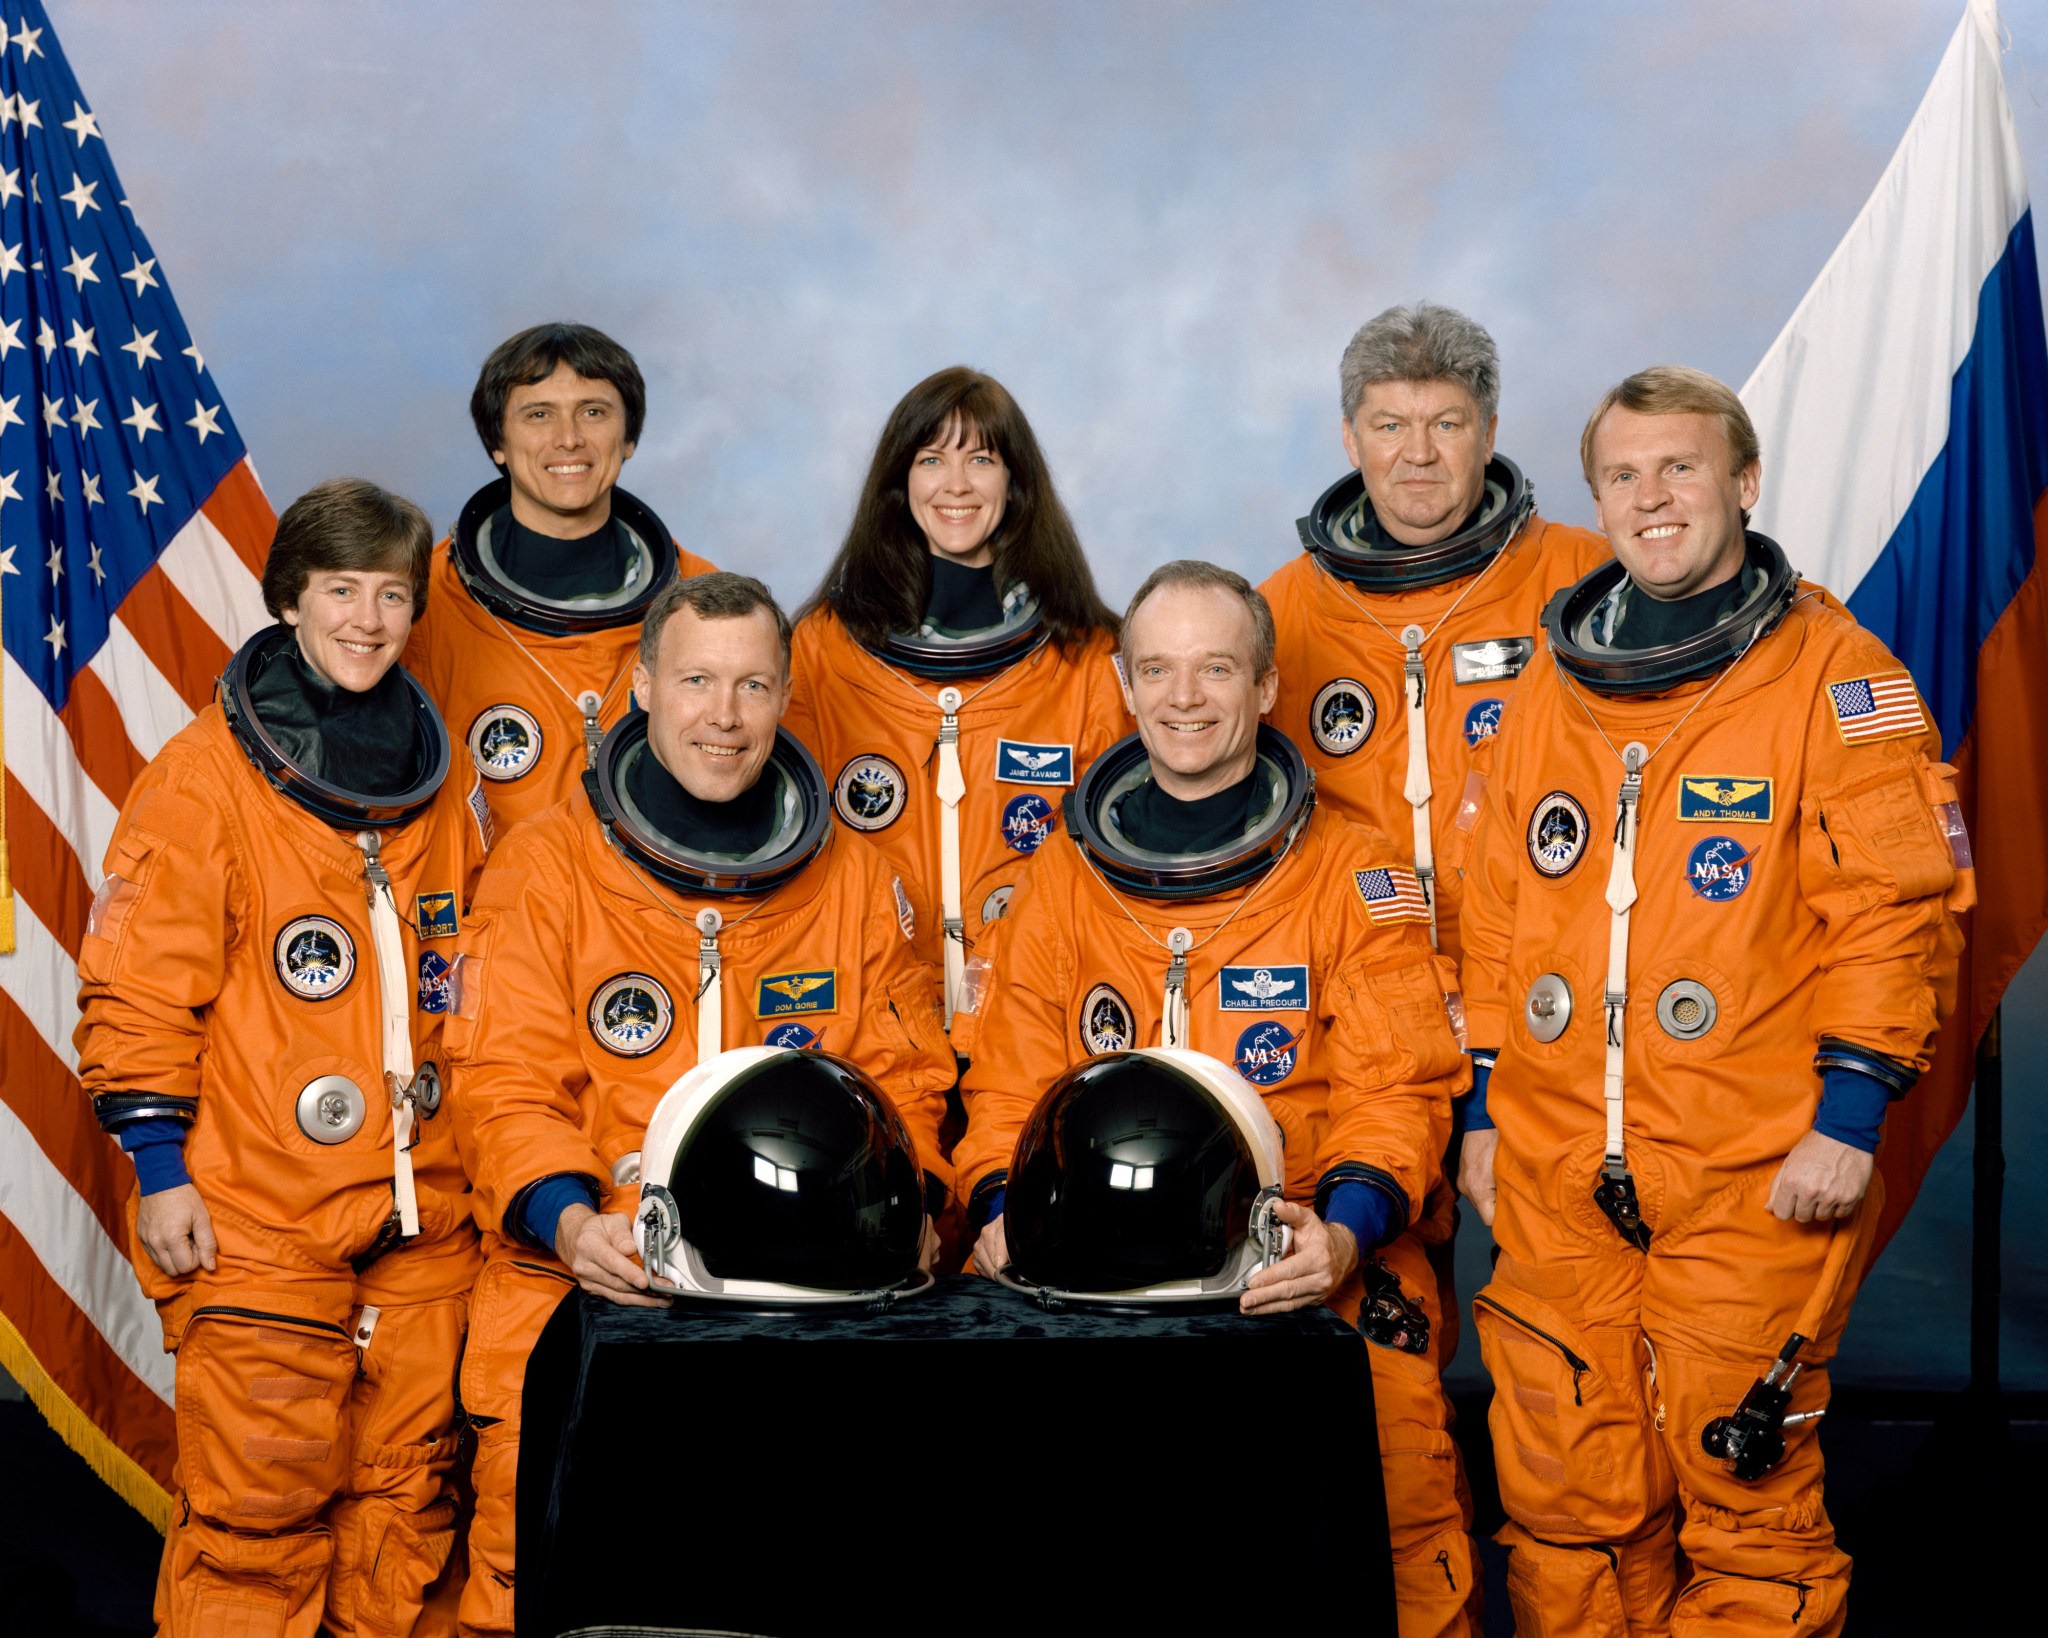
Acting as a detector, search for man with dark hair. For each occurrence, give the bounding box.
[404,322,716,833]
[1456,367,1968,1635]
[446,573,954,1637]
[955,561,1473,1630]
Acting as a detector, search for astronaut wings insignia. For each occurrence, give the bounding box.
[995,739,1075,786]
[755,968,840,1018]
[1219,963,1310,1012]
[1676,776,1774,823]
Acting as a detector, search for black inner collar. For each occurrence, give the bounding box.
[1113,768,1261,855]
[924,557,1007,634]
[1609,570,1752,651]
[625,742,781,856]
[497,508,629,600]
[245,630,422,797]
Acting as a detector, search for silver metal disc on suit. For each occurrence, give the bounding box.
[1656,979,1717,1041]
[296,1075,367,1144]
[1525,973,1573,1043]
[410,1061,442,1117]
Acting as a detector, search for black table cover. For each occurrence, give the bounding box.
[516,1274,1392,1637]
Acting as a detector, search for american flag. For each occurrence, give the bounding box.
[1827,671,1930,745]
[1,0,273,1526]
[1352,866,1430,925]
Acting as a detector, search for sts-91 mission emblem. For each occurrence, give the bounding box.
[1310,678,1376,756]
[468,704,543,782]
[273,916,357,1001]
[834,755,906,831]
[588,973,674,1057]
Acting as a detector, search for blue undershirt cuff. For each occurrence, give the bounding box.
[120,1119,192,1196]
[520,1173,604,1254]
[1812,1066,1892,1154]
[1320,1180,1398,1253]
[1456,1051,1496,1134]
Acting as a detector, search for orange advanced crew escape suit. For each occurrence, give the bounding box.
[954,800,1482,1635]
[402,487,717,834]
[76,707,489,1638]
[444,800,955,1638]
[1261,512,1609,970]
[783,612,1130,1026]
[1457,592,1969,1636]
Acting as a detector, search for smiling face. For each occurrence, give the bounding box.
[1589,406,1759,601]
[906,418,1009,568]
[492,362,636,536]
[283,566,417,692]
[1341,377,1497,547]
[631,605,792,803]
[1120,582,1278,801]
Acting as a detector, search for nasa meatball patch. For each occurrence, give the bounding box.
[588,973,674,1057]
[1234,1021,1302,1086]
[1685,836,1755,901]
[994,739,1075,785]
[468,704,543,782]
[1001,792,1058,854]
[1219,964,1309,1012]
[834,755,906,831]
[274,916,357,1001]
[1310,678,1376,756]
[417,950,454,1014]
[1526,791,1589,878]
[1462,698,1505,748]
[764,1022,822,1049]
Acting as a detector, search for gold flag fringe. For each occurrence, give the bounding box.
[0,1307,171,1533]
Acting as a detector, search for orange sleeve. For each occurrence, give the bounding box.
[1796,640,1963,1077]
[74,751,238,1128]
[444,826,605,1235]
[952,855,1077,1207]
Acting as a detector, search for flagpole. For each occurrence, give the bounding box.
[1969,1006,2003,1419]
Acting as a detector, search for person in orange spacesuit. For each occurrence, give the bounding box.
[402,322,717,831]
[1456,367,1971,1637]
[953,562,1477,1633]
[783,366,1129,1034]
[446,572,955,1638]
[76,479,490,1638]
[1260,302,1609,971]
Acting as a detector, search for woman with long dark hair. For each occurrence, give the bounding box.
[787,366,1127,1037]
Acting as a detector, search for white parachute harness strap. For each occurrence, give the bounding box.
[1602,743,1647,1175]
[934,685,969,1027]
[866,656,1028,1027]
[695,908,724,1063]
[1322,550,1515,946]
[356,831,421,1237]
[482,606,635,769]
[1399,624,1438,949]
[1162,927,1194,1047]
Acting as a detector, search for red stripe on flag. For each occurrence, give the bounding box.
[4,772,89,957]
[0,996,136,1250]
[55,669,147,815]
[1874,496,2048,1256]
[116,565,232,716]
[0,1220,175,1502]
[200,460,275,579]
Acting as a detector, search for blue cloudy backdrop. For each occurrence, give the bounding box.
[51,0,2048,1386]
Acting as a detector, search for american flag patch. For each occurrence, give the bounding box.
[1827,672,1928,745]
[1353,867,1431,925]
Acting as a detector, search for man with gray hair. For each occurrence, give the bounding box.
[1257,303,1610,1634]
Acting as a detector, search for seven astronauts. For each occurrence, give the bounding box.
[75,313,1968,1638]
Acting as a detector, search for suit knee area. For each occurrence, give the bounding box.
[1391,1526,1483,1638]
[1499,1523,1678,1638]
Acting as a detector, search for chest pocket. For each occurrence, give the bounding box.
[1805,758,1955,913]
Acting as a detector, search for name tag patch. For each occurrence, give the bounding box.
[756,969,838,1018]
[1219,964,1309,1012]
[1677,777,1774,824]
[415,892,459,939]
[1452,636,1534,685]
[995,739,1074,785]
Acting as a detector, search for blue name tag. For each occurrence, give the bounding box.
[1219,964,1310,1012]
[995,739,1074,785]
[1676,777,1774,824]
[755,969,838,1018]
[415,892,459,939]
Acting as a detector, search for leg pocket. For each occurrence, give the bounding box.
[1472,1283,1669,1542]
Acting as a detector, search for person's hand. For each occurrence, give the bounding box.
[919,1215,942,1274]
[135,1184,217,1277]
[555,1203,669,1307]
[1767,1131,1874,1223]
[1458,1128,1499,1227]
[971,1213,1008,1279]
[1240,1201,1357,1316]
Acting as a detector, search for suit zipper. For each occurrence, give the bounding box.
[510,1260,576,1286]
[189,1304,353,1340]
[1473,1293,1590,1405]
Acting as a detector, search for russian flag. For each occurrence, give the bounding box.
[1742,0,2048,1254]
